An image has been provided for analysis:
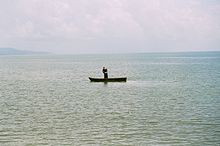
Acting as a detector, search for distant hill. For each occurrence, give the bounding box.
[0,48,49,55]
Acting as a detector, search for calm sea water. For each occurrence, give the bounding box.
[0,52,220,145]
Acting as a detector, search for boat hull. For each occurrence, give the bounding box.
[89,77,127,82]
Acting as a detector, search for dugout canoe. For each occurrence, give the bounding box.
[89,77,127,82]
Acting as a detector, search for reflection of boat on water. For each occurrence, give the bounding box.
[89,77,127,82]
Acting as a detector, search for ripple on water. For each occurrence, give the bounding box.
[0,53,220,145]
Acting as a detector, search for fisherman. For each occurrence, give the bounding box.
[102,67,108,79]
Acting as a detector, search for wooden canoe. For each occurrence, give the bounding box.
[89,77,127,82]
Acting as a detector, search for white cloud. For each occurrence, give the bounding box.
[0,0,219,53]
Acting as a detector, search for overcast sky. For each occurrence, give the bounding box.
[0,0,220,54]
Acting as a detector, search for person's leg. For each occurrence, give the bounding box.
[104,73,108,78]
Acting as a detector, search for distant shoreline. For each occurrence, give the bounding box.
[0,48,50,55]
[0,47,219,56]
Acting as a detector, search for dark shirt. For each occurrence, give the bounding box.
[102,68,107,73]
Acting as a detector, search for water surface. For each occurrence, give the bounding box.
[0,52,220,145]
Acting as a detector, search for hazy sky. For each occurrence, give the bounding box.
[0,0,220,54]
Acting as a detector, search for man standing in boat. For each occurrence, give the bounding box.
[102,67,108,79]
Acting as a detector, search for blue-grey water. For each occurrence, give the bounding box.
[0,52,220,145]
